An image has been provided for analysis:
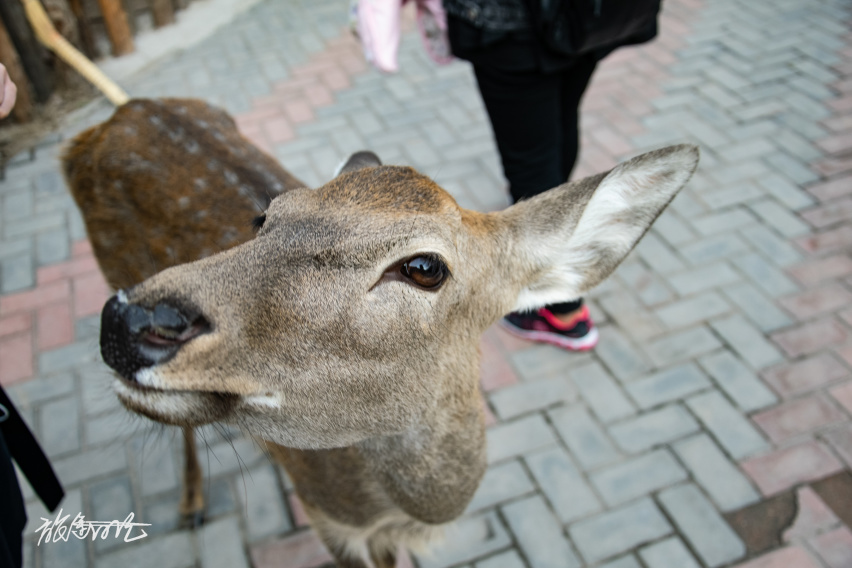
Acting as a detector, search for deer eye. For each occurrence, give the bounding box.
[401,255,448,289]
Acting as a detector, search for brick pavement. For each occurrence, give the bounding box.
[2,0,852,566]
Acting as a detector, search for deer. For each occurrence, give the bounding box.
[17,0,307,527]
[94,143,700,566]
[62,97,305,526]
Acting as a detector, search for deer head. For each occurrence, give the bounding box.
[99,145,699,453]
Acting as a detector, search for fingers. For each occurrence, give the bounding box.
[0,63,18,119]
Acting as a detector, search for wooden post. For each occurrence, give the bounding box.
[96,0,134,56]
[0,13,33,122]
[67,0,97,58]
[152,0,175,28]
[0,1,54,102]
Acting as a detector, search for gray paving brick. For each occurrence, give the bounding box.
[673,433,760,512]
[476,550,525,568]
[740,224,803,267]
[658,484,746,568]
[569,498,671,564]
[1,253,34,292]
[78,363,124,417]
[598,557,642,568]
[419,511,511,568]
[709,314,784,370]
[615,261,674,306]
[93,531,194,568]
[639,537,701,568]
[687,391,769,460]
[129,435,179,497]
[6,372,75,409]
[89,475,136,552]
[721,282,793,332]
[507,345,590,382]
[757,173,815,210]
[4,211,66,240]
[656,292,731,329]
[39,395,81,457]
[666,263,741,296]
[503,495,582,568]
[698,350,778,412]
[595,327,652,383]
[643,327,723,368]
[679,234,750,265]
[490,377,577,420]
[634,233,687,274]
[34,228,71,266]
[202,436,265,477]
[609,405,699,453]
[34,489,89,568]
[764,152,820,185]
[238,463,290,541]
[0,237,31,261]
[692,208,758,236]
[732,253,800,297]
[33,170,65,196]
[653,212,697,246]
[52,443,127,487]
[486,415,557,464]
[548,406,620,470]
[39,342,100,375]
[747,199,811,238]
[599,293,666,339]
[467,461,535,513]
[199,516,250,568]
[625,363,712,409]
[591,449,687,507]
[3,190,34,220]
[718,138,776,162]
[525,447,601,523]
[571,362,636,423]
[772,129,823,163]
[709,159,771,185]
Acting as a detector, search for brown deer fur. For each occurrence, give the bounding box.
[62,97,304,523]
[85,132,699,568]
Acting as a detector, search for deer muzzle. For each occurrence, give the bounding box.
[100,293,210,383]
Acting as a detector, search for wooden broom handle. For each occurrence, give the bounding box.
[21,0,129,105]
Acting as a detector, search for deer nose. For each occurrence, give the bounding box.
[100,295,209,381]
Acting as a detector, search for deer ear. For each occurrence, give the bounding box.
[501,144,699,312]
[334,151,382,177]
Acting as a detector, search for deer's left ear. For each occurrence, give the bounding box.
[333,151,382,177]
[498,144,700,312]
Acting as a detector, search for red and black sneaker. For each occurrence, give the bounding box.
[500,305,599,351]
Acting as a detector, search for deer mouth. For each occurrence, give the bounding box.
[112,376,233,426]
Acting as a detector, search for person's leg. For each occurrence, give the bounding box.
[472,63,564,203]
[558,54,598,183]
[472,59,598,350]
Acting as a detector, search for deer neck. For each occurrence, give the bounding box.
[360,361,487,525]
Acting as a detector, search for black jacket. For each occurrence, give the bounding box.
[444,0,659,71]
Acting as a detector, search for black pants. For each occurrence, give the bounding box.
[472,54,598,315]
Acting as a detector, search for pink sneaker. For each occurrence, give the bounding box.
[500,306,599,351]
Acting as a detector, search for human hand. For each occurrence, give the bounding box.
[0,63,18,119]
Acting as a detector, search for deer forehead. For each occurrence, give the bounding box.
[260,166,470,267]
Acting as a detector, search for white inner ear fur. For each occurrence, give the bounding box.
[512,145,699,313]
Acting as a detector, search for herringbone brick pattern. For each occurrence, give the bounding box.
[2,0,852,566]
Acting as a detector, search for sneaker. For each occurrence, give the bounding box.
[500,306,599,351]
